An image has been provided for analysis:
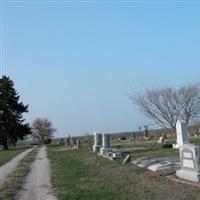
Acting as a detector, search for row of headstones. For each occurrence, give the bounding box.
[58,137,81,149]
[93,121,200,182]
[93,133,112,155]
[174,120,200,182]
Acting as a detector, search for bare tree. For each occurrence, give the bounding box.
[177,84,200,124]
[31,118,56,144]
[129,83,200,134]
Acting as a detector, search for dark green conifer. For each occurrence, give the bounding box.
[0,76,31,149]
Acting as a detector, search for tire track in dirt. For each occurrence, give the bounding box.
[0,148,33,184]
[16,146,57,200]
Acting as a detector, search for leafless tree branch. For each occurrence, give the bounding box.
[129,83,200,134]
[31,118,56,143]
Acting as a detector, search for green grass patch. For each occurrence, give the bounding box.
[0,145,32,167]
[0,147,38,200]
[112,137,200,149]
[48,146,200,200]
[130,147,179,159]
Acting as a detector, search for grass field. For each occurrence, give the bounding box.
[0,145,32,167]
[112,137,200,149]
[48,144,200,200]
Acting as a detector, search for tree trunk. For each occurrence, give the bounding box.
[3,140,9,150]
[2,134,9,150]
[12,142,16,147]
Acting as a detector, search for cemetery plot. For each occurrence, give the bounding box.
[176,144,200,182]
[48,121,200,199]
[147,160,180,172]
[47,145,200,200]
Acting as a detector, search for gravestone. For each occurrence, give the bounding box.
[0,145,4,151]
[132,157,151,165]
[176,144,200,182]
[112,152,123,159]
[72,137,76,146]
[65,137,70,147]
[157,136,165,144]
[93,132,102,152]
[103,133,111,148]
[58,138,64,145]
[123,154,131,165]
[88,133,92,150]
[132,132,136,139]
[129,133,136,141]
[148,160,179,172]
[100,134,112,155]
[144,126,149,139]
[173,120,189,149]
[67,134,71,146]
[70,136,73,146]
[76,140,80,148]
[137,158,163,168]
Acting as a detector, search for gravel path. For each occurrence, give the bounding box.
[0,148,33,184]
[16,146,57,200]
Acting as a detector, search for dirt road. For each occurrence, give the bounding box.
[0,148,33,184]
[16,146,57,200]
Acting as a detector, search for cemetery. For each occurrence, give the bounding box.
[44,120,200,200]
[2,119,200,199]
[0,2,200,199]
[0,62,200,200]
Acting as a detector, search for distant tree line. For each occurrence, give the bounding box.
[0,76,31,150]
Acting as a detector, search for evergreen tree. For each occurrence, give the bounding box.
[0,76,31,149]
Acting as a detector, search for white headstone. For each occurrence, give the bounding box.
[176,144,200,182]
[157,136,165,144]
[102,134,111,148]
[93,132,102,152]
[100,134,112,155]
[173,120,189,149]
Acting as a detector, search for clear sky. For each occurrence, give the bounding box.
[1,1,200,137]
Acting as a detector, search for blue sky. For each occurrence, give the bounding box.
[1,1,200,137]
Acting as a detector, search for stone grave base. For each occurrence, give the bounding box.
[99,148,112,155]
[176,170,200,182]
[132,157,151,165]
[173,144,182,149]
[93,145,102,153]
[148,160,179,172]
[167,174,200,187]
[112,152,124,159]
[97,153,113,161]
[137,158,163,168]
[132,156,180,171]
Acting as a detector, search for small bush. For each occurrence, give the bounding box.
[31,142,41,145]
[162,143,173,148]
[43,138,52,144]
[120,137,126,140]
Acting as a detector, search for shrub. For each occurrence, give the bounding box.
[162,143,173,148]
[43,138,52,144]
